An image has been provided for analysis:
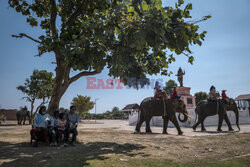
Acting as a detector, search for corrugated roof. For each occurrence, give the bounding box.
[235,94,250,101]
[122,103,139,110]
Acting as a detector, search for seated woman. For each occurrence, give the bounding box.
[57,112,68,147]
[154,81,168,100]
[66,106,79,146]
[30,106,52,146]
[208,85,220,101]
[48,110,59,146]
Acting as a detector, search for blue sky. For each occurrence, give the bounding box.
[0,0,250,113]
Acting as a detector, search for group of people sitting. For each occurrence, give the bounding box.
[154,81,180,100]
[208,85,229,101]
[30,105,79,147]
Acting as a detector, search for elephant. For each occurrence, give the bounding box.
[16,107,31,125]
[135,97,189,135]
[192,99,239,132]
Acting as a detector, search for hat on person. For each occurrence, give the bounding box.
[222,90,227,92]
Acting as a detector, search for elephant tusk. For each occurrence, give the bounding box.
[184,113,192,119]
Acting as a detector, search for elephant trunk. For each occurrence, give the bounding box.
[234,108,240,131]
[178,113,188,122]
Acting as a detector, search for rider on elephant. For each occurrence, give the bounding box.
[170,87,180,99]
[208,85,219,101]
[222,90,229,100]
[154,81,168,100]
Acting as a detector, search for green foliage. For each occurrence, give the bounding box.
[9,0,211,88]
[194,91,208,105]
[163,79,178,96]
[17,69,54,118]
[71,95,95,116]
[17,69,54,102]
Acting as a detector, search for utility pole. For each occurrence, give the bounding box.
[95,98,99,123]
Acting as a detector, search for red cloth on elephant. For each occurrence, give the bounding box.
[30,127,49,142]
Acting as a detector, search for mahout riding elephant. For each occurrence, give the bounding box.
[192,99,239,132]
[135,97,189,135]
[16,107,31,125]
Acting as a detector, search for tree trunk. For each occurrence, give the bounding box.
[47,54,69,115]
[30,100,35,123]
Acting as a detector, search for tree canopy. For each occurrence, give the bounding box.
[17,69,54,118]
[163,79,178,96]
[71,95,95,116]
[9,0,210,114]
[194,91,208,105]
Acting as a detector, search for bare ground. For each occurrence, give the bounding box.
[0,120,250,167]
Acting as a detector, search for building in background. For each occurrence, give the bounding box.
[121,103,139,120]
[235,94,250,116]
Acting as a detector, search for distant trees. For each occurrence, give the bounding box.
[17,69,54,120]
[83,106,124,119]
[194,91,208,105]
[163,80,178,96]
[71,95,95,117]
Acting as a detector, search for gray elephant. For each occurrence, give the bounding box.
[135,97,189,135]
[16,107,31,125]
[192,99,239,132]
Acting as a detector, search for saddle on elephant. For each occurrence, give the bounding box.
[154,90,168,101]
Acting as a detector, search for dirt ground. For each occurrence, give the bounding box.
[0,120,250,167]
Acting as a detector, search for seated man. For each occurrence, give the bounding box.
[30,106,51,146]
[66,106,79,146]
[221,90,229,103]
[170,87,180,99]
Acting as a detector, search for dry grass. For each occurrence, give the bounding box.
[0,122,250,167]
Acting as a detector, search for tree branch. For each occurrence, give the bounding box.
[69,70,101,84]
[50,0,58,36]
[12,33,41,44]
[66,0,90,27]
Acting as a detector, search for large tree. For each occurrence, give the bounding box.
[163,79,178,96]
[9,0,210,114]
[71,95,95,116]
[17,69,54,120]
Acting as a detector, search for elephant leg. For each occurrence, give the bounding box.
[217,114,223,132]
[135,118,144,133]
[224,113,234,131]
[23,117,26,125]
[201,121,206,131]
[145,117,152,133]
[170,116,183,135]
[135,111,145,133]
[192,116,206,131]
[162,117,169,134]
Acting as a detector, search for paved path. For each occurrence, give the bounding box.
[79,120,250,136]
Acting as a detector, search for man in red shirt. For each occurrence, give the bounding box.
[221,90,228,99]
[171,87,179,99]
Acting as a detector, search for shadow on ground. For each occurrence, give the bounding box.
[0,140,147,167]
[193,130,239,134]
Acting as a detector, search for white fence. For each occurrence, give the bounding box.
[129,108,250,127]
